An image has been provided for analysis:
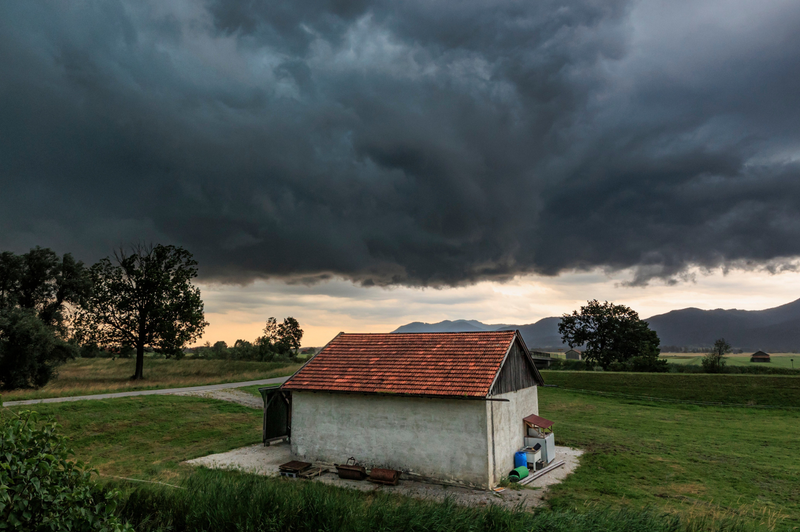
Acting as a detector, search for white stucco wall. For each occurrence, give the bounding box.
[485,386,539,486]
[291,391,490,487]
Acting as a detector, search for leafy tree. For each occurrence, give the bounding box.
[277,317,303,352]
[702,338,730,373]
[256,316,303,357]
[212,340,228,357]
[0,308,77,390]
[0,247,90,333]
[558,300,661,370]
[77,244,207,380]
[0,408,131,531]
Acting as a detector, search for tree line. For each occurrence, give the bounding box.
[190,317,303,362]
[0,244,302,390]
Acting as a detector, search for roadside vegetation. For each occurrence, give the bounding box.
[1,358,300,401]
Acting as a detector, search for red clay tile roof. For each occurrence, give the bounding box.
[282,331,519,398]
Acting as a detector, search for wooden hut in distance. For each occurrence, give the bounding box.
[565,349,582,360]
[750,350,771,363]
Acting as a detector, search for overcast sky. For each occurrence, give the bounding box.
[3,0,800,346]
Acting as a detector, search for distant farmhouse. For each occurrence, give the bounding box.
[565,349,582,360]
[750,350,771,363]
[267,331,544,488]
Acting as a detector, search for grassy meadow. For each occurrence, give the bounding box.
[4,365,798,530]
[540,371,800,407]
[662,353,799,370]
[539,387,800,528]
[2,395,263,483]
[1,358,301,401]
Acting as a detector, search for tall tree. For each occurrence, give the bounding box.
[558,300,660,370]
[702,338,730,373]
[255,316,304,359]
[0,247,90,333]
[78,244,207,380]
[0,307,77,390]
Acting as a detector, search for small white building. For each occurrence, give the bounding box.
[266,331,545,488]
[565,349,582,360]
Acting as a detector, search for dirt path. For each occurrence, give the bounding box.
[173,388,263,409]
[4,377,287,406]
[187,442,584,509]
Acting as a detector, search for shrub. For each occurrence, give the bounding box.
[0,408,131,531]
[547,359,590,371]
[628,355,669,373]
[0,308,77,390]
[604,355,668,373]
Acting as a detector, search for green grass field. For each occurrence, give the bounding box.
[2,395,263,483]
[6,370,799,529]
[540,370,800,407]
[662,353,799,369]
[539,387,800,528]
[2,358,301,401]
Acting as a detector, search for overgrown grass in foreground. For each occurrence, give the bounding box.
[115,469,765,532]
[3,358,300,400]
[540,388,799,527]
[4,395,262,482]
[540,371,800,406]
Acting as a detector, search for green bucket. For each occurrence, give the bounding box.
[508,466,529,482]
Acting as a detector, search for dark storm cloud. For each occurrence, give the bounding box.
[2,0,800,286]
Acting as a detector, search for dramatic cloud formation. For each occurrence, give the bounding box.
[2,0,800,287]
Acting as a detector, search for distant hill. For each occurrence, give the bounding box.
[393,319,504,334]
[391,298,800,351]
[392,317,564,349]
[646,298,800,351]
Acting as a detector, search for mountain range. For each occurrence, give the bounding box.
[392,298,800,351]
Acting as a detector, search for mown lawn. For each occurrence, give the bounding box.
[540,371,800,407]
[3,395,263,482]
[2,358,300,401]
[540,387,800,528]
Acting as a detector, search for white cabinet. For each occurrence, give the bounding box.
[524,432,555,464]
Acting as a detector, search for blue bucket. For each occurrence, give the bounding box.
[514,451,528,469]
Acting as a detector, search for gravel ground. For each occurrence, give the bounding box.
[172,388,263,409]
[187,442,583,509]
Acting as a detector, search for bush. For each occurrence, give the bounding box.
[628,355,669,373]
[0,308,77,390]
[0,408,131,531]
[79,342,116,359]
[547,359,590,371]
[668,363,800,376]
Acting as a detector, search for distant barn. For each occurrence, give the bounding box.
[750,350,771,363]
[565,349,582,360]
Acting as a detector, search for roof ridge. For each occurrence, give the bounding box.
[281,330,520,398]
